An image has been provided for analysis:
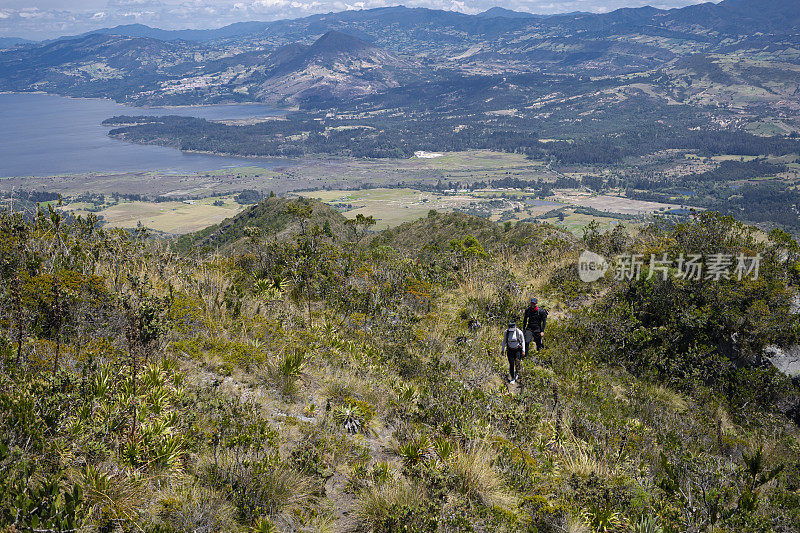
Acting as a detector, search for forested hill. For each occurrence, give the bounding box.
[2,204,800,531]
[176,195,350,252]
[178,196,575,257]
[371,210,574,254]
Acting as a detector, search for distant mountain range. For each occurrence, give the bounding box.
[0,0,797,108]
[0,28,412,104]
[59,22,275,44]
[46,0,799,45]
[54,7,555,43]
[0,37,34,49]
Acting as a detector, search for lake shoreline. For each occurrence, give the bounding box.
[109,132,307,163]
[0,90,297,112]
[0,92,297,177]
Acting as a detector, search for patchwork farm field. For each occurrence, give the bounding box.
[553,191,685,215]
[1,147,767,237]
[305,188,478,230]
[67,196,244,234]
[56,184,685,235]
[537,210,629,234]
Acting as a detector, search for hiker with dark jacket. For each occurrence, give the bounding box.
[523,297,548,353]
[501,320,525,384]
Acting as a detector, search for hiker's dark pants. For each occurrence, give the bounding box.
[507,347,522,377]
[525,329,543,352]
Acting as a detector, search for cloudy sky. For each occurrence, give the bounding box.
[0,0,715,40]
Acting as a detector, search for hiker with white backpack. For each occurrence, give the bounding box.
[501,319,525,384]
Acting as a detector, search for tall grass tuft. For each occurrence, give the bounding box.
[156,483,238,533]
[450,443,517,509]
[79,465,147,529]
[559,438,611,479]
[356,480,429,533]
[202,452,317,523]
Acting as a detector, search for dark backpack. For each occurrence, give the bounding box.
[526,307,548,332]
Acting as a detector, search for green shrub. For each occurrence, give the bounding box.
[399,435,432,469]
[291,438,333,479]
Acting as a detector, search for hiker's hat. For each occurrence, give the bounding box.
[530,297,538,305]
[508,321,516,328]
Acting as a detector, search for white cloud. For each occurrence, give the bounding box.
[448,0,481,13]
[252,0,290,8]
[18,10,45,19]
[107,0,154,6]
[91,11,106,19]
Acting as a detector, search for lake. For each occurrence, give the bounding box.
[0,92,292,178]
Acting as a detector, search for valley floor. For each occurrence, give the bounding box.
[1,150,716,235]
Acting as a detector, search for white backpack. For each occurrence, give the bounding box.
[506,329,522,349]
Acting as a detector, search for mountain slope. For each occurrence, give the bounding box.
[0,33,196,99]
[157,30,413,105]
[63,21,272,43]
[4,202,800,532]
[253,31,413,103]
[2,0,798,104]
[371,211,573,254]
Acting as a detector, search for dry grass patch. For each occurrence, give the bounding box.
[155,483,239,533]
[355,480,427,532]
[651,384,688,413]
[558,439,613,479]
[450,443,518,509]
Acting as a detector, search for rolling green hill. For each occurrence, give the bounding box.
[176,195,352,252]
[371,210,574,254]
